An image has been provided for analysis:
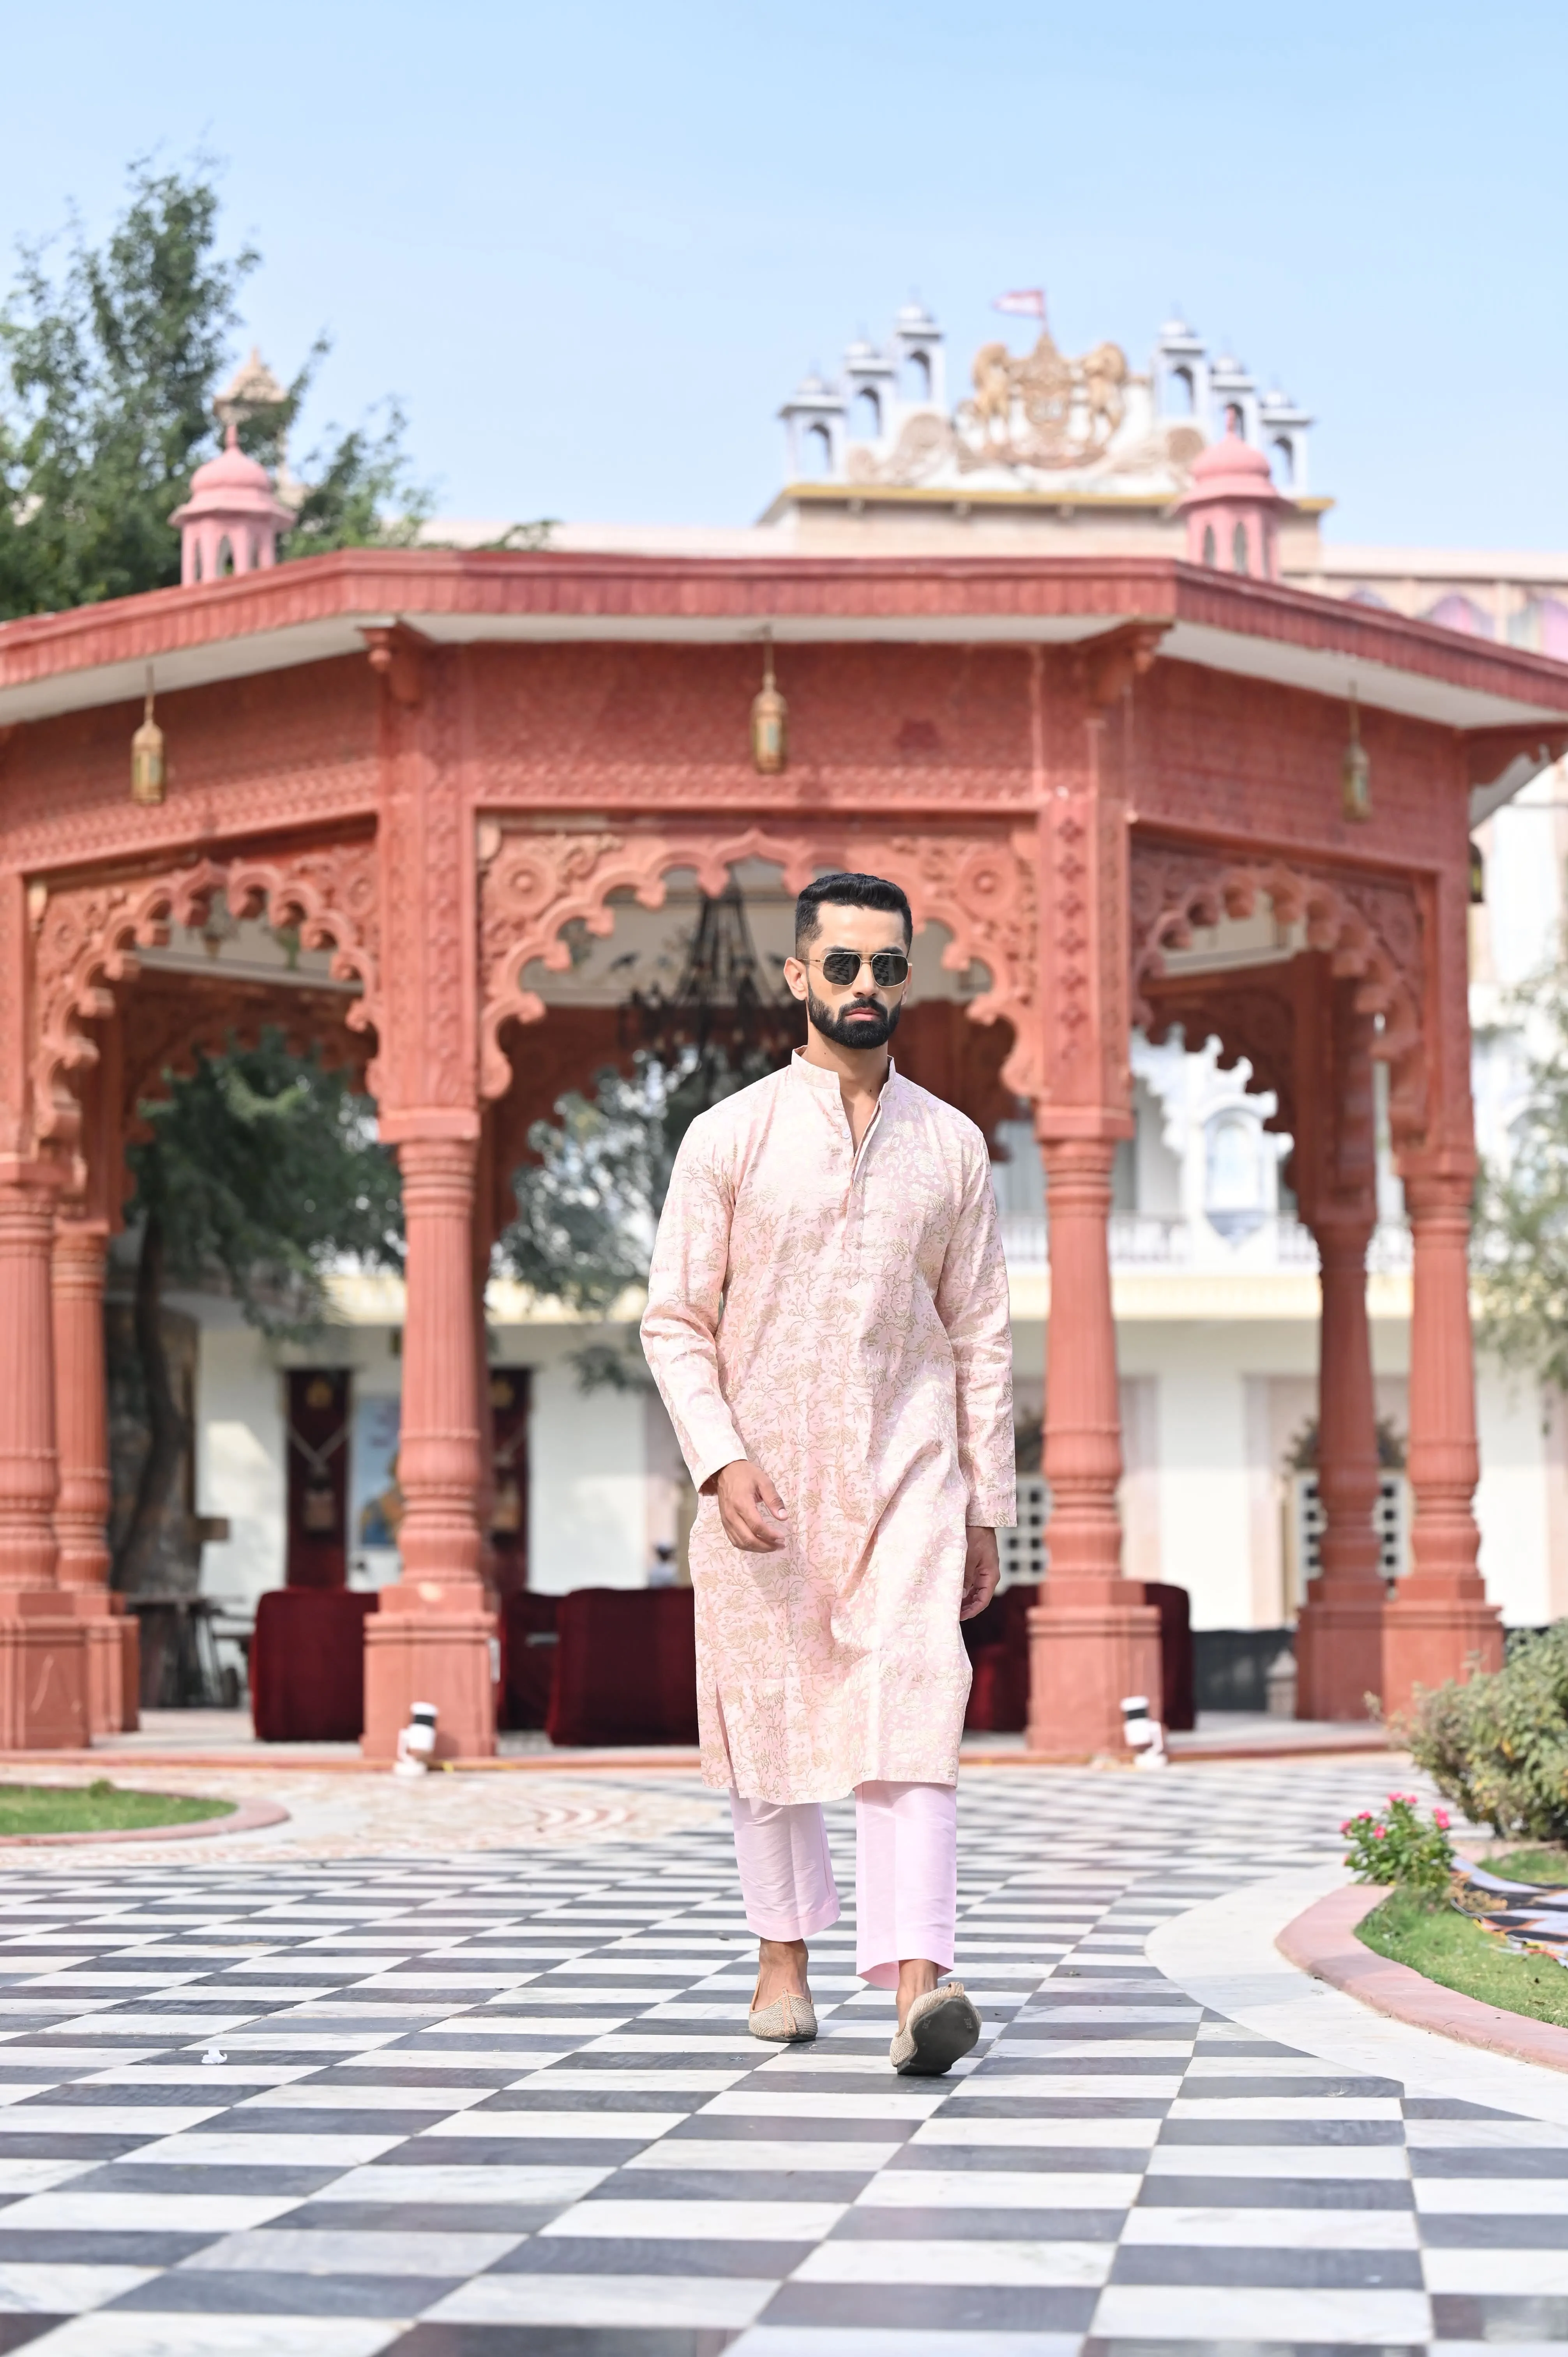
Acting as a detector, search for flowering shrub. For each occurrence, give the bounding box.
[1341,1792,1455,1898]
[1398,1622,1568,1841]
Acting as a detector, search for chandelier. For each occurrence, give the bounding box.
[620,879,802,1080]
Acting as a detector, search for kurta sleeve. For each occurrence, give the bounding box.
[640,1121,749,1493]
[936,1134,1016,1527]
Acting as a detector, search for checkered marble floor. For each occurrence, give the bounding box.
[0,1760,1552,2354]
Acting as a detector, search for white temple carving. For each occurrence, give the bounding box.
[779,303,1313,500]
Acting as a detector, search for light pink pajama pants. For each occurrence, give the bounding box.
[729,1780,958,1989]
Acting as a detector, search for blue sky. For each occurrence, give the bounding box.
[3,0,1564,548]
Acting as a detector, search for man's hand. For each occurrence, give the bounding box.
[959,1525,1001,1620]
[711,1459,789,1554]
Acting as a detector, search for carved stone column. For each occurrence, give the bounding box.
[1294,980,1384,1721]
[51,1220,111,1592]
[0,1174,87,1747]
[1024,656,1160,1758]
[1382,1171,1502,1713]
[51,1215,138,1735]
[0,1180,61,1594]
[1295,1213,1386,1719]
[1026,1138,1161,1758]
[362,1134,495,1760]
[362,634,496,1762]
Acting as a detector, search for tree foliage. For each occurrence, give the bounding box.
[0,157,427,620]
[114,1034,403,1591]
[1473,952,1568,1390]
[128,1032,404,1336]
[498,1046,779,1385]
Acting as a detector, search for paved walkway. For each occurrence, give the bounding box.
[0,1759,1554,2353]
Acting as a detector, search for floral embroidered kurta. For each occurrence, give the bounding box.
[641,1050,1015,1803]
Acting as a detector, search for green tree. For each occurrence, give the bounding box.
[0,157,427,620]
[116,1034,403,1590]
[500,1044,784,1388]
[1473,950,1568,1392]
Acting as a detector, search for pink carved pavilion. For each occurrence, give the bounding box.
[2,445,1567,1758]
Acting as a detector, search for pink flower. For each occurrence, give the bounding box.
[1434,1809,1451,1830]
[1373,1826,1387,1839]
[1340,1821,1352,1836]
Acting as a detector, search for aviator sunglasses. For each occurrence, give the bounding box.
[816,947,911,989]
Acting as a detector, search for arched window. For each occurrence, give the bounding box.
[804,422,833,478]
[217,534,235,578]
[1206,1112,1266,1238]
[1232,521,1249,574]
[192,541,204,583]
[852,387,881,440]
[1271,435,1294,486]
[1168,366,1195,415]
[1224,402,1244,435]
[902,350,931,402]
[1202,525,1217,568]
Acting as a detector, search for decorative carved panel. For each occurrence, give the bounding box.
[476,821,1038,1105]
[1129,837,1427,1150]
[29,840,380,1160]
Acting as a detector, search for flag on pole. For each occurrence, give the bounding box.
[992,289,1046,319]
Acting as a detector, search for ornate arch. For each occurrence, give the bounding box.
[1128,839,1426,1147]
[477,820,1038,1102]
[30,839,381,1154]
[1143,970,1300,1139]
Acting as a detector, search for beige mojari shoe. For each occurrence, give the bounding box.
[748,1989,817,2042]
[889,1980,980,2076]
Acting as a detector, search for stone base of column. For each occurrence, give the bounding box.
[362,1591,496,1762]
[1294,1594,1384,1722]
[1382,1592,1503,1724]
[1025,1593,1162,1759]
[59,1594,138,1737]
[0,1599,89,1749]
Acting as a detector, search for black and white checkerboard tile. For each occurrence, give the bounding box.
[0,1762,1552,2353]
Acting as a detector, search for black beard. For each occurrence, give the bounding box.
[806,988,902,1050]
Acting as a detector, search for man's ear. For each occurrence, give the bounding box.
[782,954,809,1004]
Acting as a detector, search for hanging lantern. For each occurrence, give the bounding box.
[750,635,788,775]
[1341,683,1371,822]
[1469,839,1486,905]
[130,668,165,805]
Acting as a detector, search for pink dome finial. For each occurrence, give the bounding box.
[1174,419,1292,581]
[170,417,293,588]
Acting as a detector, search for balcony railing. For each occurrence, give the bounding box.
[997,1211,1414,1275]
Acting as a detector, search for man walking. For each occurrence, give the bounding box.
[641,871,1015,2074]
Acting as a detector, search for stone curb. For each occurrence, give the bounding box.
[1277,1882,1568,2074]
[0,1795,289,1848]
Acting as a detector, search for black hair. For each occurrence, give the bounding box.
[794,870,913,951]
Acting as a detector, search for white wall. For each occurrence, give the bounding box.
[519,1329,651,1592]
[194,1323,285,1612]
[1476,1359,1554,1627]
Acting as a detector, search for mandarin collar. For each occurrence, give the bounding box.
[789,1048,897,1098]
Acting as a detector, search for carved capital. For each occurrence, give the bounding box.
[1074,622,1169,709]
[362,622,431,709]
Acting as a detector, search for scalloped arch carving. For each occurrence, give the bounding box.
[31,841,381,1154]
[1129,840,1426,1147]
[477,822,1038,1103]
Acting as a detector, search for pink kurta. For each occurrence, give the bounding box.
[640,1051,1015,1803]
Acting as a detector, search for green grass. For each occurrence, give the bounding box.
[1490,1847,1568,1886]
[0,1781,237,1836]
[1357,1886,1568,2028]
